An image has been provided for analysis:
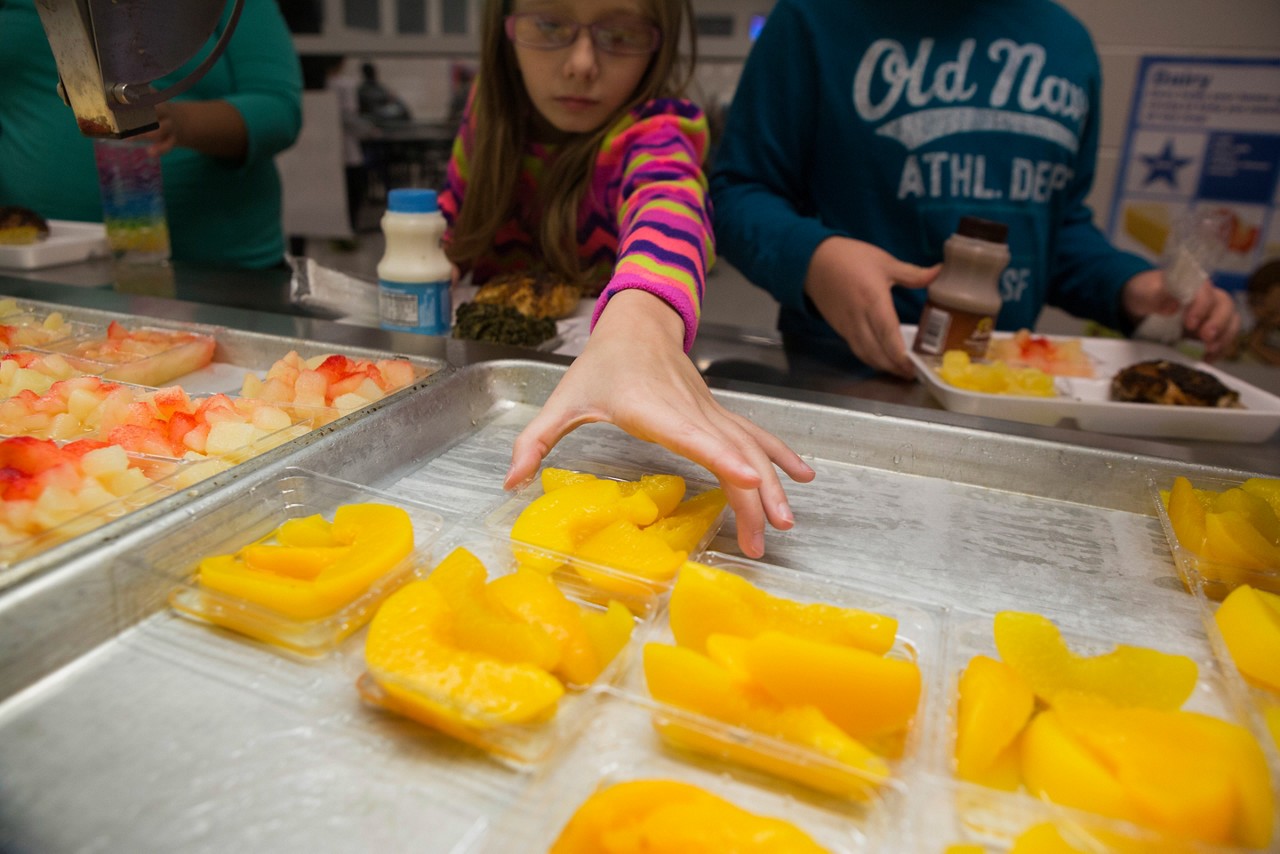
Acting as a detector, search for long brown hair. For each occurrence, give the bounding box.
[446,0,697,283]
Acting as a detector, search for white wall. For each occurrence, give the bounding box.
[1056,0,1280,224]
[310,0,1280,226]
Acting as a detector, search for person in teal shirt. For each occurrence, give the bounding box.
[0,0,302,269]
[711,0,1240,376]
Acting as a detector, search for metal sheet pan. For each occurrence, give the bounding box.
[0,358,1270,852]
[0,295,447,593]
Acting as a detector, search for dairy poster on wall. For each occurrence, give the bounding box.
[1108,56,1280,294]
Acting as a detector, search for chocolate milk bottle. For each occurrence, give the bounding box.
[912,216,1010,358]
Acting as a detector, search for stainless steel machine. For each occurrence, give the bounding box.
[34,0,246,138]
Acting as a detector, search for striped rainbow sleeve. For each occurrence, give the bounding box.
[591,100,713,354]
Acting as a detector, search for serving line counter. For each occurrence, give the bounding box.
[1,267,1277,852]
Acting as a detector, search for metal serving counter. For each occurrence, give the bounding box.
[1,268,1277,852]
[4,269,1276,476]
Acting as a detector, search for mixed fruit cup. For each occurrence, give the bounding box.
[0,301,426,564]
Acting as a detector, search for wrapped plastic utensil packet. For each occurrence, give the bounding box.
[1135,209,1231,345]
[288,256,380,326]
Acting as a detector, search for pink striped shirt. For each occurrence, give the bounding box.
[439,97,713,352]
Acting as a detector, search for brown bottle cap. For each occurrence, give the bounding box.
[957,216,1009,244]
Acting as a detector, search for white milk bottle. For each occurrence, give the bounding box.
[377,188,452,335]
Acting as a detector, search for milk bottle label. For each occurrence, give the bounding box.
[379,278,451,335]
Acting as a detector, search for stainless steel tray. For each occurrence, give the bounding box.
[0,296,447,593]
[0,357,1269,852]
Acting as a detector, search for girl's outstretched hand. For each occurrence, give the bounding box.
[506,289,815,558]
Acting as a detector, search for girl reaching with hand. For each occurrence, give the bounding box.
[439,0,814,557]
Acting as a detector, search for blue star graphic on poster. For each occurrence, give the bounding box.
[1140,139,1193,189]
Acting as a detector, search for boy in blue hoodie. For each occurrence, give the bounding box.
[711,0,1239,376]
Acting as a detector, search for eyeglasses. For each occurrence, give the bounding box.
[504,12,661,56]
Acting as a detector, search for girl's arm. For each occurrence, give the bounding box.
[508,289,814,558]
[512,102,815,557]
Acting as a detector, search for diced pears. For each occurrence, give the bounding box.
[204,421,259,457]
[742,630,921,739]
[954,654,1035,782]
[669,562,898,655]
[993,611,1197,710]
[78,444,129,478]
[1214,584,1280,691]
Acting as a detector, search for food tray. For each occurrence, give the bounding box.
[0,449,186,569]
[1149,473,1280,601]
[166,469,445,658]
[609,551,944,798]
[935,607,1274,852]
[0,220,109,270]
[480,693,894,852]
[43,321,217,386]
[902,326,1280,443]
[0,294,445,590]
[1183,571,1280,787]
[356,528,659,768]
[0,356,1266,852]
[482,455,726,594]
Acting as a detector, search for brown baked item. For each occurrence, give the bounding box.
[473,271,582,320]
[1110,359,1242,408]
[0,206,50,245]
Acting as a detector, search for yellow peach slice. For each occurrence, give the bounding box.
[574,519,687,588]
[364,580,563,730]
[993,611,1196,710]
[1052,699,1264,847]
[643,643,888,798]
[620,473,686,518]
[273,513,335,547]
[1215,584,1280,691]
[540,468,597,493]
[1203,510,1280,572]
[669,562,898,656]
[644,489,726,554]
[1019,710,1129,822]
[954,654,1034,782]
[1166,476,1207,555]
[1214,488,1280,546]
[579,600,634,674]
[743,630,921,739]
[487,567,601,686]
[1242,477,1280,519]
[511,479,660,573]
[549,780,828,854]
